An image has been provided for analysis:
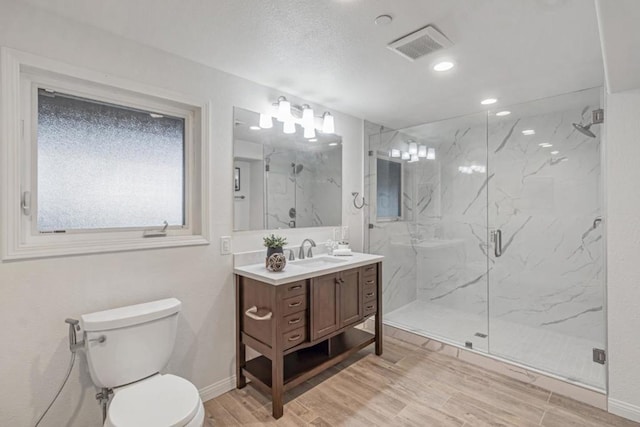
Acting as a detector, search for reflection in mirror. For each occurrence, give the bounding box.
[233,107,342,231]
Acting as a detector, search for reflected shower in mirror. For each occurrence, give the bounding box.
[233,107,342,231]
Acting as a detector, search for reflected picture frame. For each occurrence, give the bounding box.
[234,167,240,191]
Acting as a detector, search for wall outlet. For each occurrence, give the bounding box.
[342,226,350,241]
[220,236,232,255]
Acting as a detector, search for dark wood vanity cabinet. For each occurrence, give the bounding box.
[235,261,382,419]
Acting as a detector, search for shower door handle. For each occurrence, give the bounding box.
[493,229,503,258]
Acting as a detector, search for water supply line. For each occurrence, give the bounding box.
[33,319,81,427]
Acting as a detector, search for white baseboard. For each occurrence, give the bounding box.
[609,398,640,423]
[199,375,236,402]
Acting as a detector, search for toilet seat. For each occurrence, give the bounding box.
[105,374,204,427]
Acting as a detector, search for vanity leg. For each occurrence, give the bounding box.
[271,354,284,418]
[375,263,383,356]
[235,275,247,389]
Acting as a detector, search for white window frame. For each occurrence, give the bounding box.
[1,48,211,260]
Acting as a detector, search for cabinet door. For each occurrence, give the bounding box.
[339,268,363,328]
[311,272,340,340]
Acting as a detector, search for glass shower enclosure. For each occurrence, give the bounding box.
[366,88,605,390]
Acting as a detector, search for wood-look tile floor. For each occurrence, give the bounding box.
[204,336,638,426]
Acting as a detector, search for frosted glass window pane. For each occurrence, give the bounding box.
[37,91,185,231]
[377,158,401,218]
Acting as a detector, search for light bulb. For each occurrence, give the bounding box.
[304,125,316,139]
[283,120,296,134]
[427,148,435,160]
[418,145,427,158]
[277,97,291,122]
[390,149,401,158]
[302,105,315,130]
[322,112,335,134]
[408,142,418,155]
[259,113,273,129]
[401,152,410,160]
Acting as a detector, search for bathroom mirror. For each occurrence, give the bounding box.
[233,107,342,231]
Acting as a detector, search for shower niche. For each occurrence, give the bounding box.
[233,107,342,231]
[366,88,606,391]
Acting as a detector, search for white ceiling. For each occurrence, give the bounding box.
[20,0,604,129]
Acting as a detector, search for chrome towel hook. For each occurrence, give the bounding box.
[352,192,367,209]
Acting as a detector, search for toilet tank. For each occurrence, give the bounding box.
[80,298,181,388]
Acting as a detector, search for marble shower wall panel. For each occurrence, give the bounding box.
[265,147,297,229]
[488,101,603,343]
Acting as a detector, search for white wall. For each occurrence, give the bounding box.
[604,89,640,422]
[0,1,364,426]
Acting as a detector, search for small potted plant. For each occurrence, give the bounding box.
[263,234,287,270]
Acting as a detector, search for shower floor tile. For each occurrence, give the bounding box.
[385,300,605,390]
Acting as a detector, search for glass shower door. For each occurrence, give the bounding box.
[487,88,606,389]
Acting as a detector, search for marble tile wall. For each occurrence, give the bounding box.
[366,89,605,383]
[265,146,342,229]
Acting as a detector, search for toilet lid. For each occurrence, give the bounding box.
[107,374,201,427]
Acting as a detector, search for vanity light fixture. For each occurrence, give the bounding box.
[408,154,419,163]
[522,129,536,135]
[304,125,316,139]
[276,96,292,122]
[259,113,273,129]
[283,120,296,134]
[418,145,427,158]
[427,148,436,160]
[481,98,497,105]
[408,141,418,155]
[269,96,337,136]
[390,149,401,158]
[496,110,511,117]
[401,151,411,160]
[322,112,335,134]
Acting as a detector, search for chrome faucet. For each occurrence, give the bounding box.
[298,238,316,259]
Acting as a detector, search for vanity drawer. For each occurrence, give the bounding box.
[283,311,306,332]
[363,282,377,302]
[282,294,307,316]
[362,264,377,279]
[283,327,307,350]
[363,300,377,317]
[281,281,307,298]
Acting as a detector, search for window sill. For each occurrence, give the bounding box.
[2,235,210,261]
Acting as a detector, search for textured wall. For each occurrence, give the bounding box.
[605,88,640,418]
[0,1,364,426]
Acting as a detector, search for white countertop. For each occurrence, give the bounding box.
[234,252,384,286]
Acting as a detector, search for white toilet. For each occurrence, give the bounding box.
[80,298,205,427]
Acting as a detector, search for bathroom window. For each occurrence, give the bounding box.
[1,49,210,260]
[376,157,403,219]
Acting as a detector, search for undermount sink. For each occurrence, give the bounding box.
[291,256,348,268]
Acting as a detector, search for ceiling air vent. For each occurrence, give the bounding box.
[388,25,452,62]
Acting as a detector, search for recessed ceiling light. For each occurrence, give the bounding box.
[249,126,260,130]
[433,61,454,72]
[522,129,536,135]
[496,111,511,116]
[551,150,559,155]
[309,138,318,142]
[481,98,497,105]
[374,14,393,25]
[539,143,553,148]
[329,142,338,146]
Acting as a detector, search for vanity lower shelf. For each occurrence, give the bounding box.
[243,328,375,392]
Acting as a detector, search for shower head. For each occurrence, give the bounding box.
[291,163,304,175]
[572,122,596,138]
